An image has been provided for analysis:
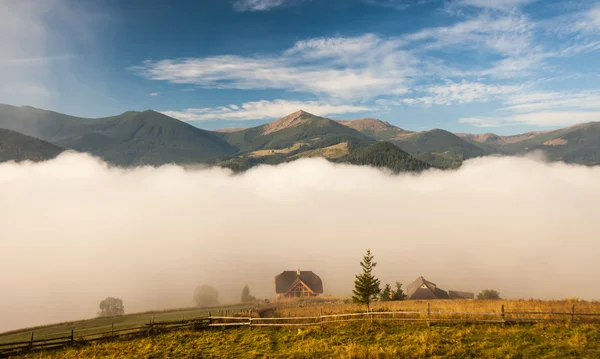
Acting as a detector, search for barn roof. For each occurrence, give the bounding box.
[449,290,474,299]
[407,276,449,299]
[275,271,323,294]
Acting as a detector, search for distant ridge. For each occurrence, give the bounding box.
[0,128,64,162]
[0,104,237,166]
[2,104,600,168]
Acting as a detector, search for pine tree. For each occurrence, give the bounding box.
[380,284,392,301]
[392,281,407,301]
[241,285,255,302]
[352,249,381,311]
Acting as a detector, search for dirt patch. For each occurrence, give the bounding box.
[292,142,349,159]
[248,143,306,157]
[544,138,568,146]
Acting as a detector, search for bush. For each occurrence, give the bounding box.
[194,284,219,307]
[477,289,501,300]
[98,297,125,317]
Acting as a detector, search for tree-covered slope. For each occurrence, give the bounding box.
[335,141,431,172]
[390,129,489,159]
[0,129,64,162]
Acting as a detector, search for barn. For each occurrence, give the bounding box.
[275,269,323,298]
[406,276,473,300]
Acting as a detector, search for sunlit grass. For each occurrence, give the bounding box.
[17,321,600,358]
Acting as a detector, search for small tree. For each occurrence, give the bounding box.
[380,284,392,301]
[477,289,501,300]
[98,297,124,317]
[241,285,256,302]
[392,282,407,301]
[194,284,219,307]
[352,249,381,311]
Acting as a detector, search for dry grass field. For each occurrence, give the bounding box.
[3,298,600,358]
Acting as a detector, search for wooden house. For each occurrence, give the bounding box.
[275,269,323,298]
[406,276,473,300]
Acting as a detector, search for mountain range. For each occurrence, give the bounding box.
[1,103,599,172]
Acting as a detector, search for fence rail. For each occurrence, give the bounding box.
[1,305,600,357]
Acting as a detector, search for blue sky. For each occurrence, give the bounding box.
[2,0,600,134]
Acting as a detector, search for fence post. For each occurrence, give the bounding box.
[426,303,431,327]
[249,310,252,331]
[571,304,575,323]
[29,332,34,348]
[501,304,505,324]
[71,329,74,346]
[111,322,114,338]
[320,308,323,328]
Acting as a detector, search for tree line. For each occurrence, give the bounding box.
[352,249,501,310]
[96,250,500,318]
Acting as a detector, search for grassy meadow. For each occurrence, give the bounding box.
[13,321,600,358]
[3,298,600,358]
[0,304,252,345]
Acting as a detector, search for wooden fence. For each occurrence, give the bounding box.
[1,304,599,357]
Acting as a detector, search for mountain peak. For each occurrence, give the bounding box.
[261,110,318,135]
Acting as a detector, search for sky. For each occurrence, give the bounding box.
[2,0,600,134]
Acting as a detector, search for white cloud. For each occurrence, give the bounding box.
[232,0,287,11]
[132,34,415,100]
[362,0,437,10]
[571,3,600,33]
[457,0,536,11]
[502,90,600,113]
[459,111,600,127]
[149,92,159,96]
[404,13,535,57]
[162,99,371,121]
[401,80,524,107]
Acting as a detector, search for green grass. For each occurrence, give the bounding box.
[15,322,600,358]
[0,304,252,345]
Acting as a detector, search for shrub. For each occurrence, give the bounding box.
[477,289,501,300]
[98,297,125,317]
[194,285,219,307]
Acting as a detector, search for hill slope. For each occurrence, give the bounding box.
[457,122,600,165]
[221,110,375,153]
[0,105,237,166]
[0,129,64,162]
[335,118,411,141]
[337,119,490,168]
[389,129,489,159]
[215,111,430,173]
[334,141,431,173]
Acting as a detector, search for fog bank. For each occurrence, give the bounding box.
[1,152,599,332]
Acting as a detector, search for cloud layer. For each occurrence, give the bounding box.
[1,153,600,332]
[162,99,370,121]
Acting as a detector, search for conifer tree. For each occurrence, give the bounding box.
[380,284,392,301]
[392,281,407,301]
[241,285,255,302]
[352,249,381,311]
